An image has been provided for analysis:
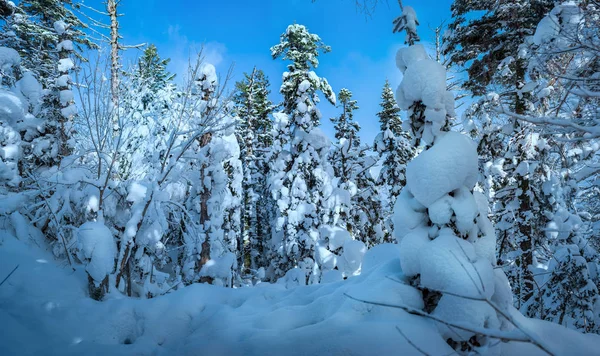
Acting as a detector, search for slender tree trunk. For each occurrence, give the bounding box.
[197,133,214,284]
[514,59,535,309]
[107,0,120,129]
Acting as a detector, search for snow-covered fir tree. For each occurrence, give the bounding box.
[444,0,558,315]
[329,88,360,236]
[182,63,242,287]
[1,0,94,168]
[268,24,337,285]
[444,0,555,99]
[118,44,176,182]
[233,67,275,279]
[502,1,600,331]
[0,46,27,189]
[374,80,414,230]
[392,4,513,353]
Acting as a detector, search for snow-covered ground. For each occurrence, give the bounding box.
[1,232,599,355]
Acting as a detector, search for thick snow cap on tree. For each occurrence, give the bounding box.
[53,20,67,35]
[0,89,26,125]
[533,13,560,45]
[16,72,42,105]
[396,48,455,143]
[77,221,117,285]
[397,59,447,110]
[295,127,331,150]
[395,44,428,73]
[402,6,418,34]
[406,131,478,206]
[199,63,217,87]
[58,58,74,72]
[0,46,20,72]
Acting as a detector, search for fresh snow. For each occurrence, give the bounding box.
[1,235,600,355]
[58,58,75,72]
[53,20,67,35]
[76,222,117,285]
[405,131,478,207]
[0,47,20,72]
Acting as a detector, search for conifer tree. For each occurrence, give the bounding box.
[119,44,176,181]
[268,24,336,284]
[374,80,414,217]
[1,0,95,169]
[444,0,556,313]
[233,67,275,277]
[329,88,360,236]
[392,4,513,352]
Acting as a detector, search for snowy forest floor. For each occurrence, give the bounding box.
[1,231,599,356]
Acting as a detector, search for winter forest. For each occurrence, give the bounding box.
[1,0,600,354]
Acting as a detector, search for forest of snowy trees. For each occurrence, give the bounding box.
[2,0,600,354]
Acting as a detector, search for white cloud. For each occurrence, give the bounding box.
[165,24,227,84]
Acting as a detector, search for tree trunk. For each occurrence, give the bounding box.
[196,132,214,284]
[107,0,120,129]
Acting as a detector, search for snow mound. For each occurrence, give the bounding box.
[77,222,116,284]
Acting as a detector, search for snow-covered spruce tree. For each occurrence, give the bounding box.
[373,80,414,232]
[181,63,242,288]
[132,44,176,111]
[496,2,600,331]
[0,47,27,189]
[444,0,557,314]
[2,0,94,168]
[352,152,386,246]
[536,142,600,333]
[329,88,360,236]
[268,24,337,285]
[233,67,275,278]
[392,5,513,353]
[118,44,176,182]
[444,0,555,100]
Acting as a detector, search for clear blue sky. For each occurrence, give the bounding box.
[92,0,454,144]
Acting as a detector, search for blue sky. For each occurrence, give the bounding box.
[91,0,454,144]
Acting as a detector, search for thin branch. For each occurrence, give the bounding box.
[396,326,431,356]
[0,265,19,287]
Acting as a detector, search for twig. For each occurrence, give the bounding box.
[396,326,430,355]
[343,293,531,342]
[0,265,19,287]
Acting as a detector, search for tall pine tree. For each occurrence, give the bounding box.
[268,24,336,284]
[233,67,275,278]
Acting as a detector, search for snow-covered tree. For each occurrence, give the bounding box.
[118,44,176,181]
[443,0,560,315]
[233,67,275,278]
[0,47,27,188]
[392,5,513,352]
[181,63,242,288]
[329,88,360,235]
[352,154,386,246]
[444,0,554,100]
[491,1,600,331]
[374,80,414,219]
[268,24,337,284]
